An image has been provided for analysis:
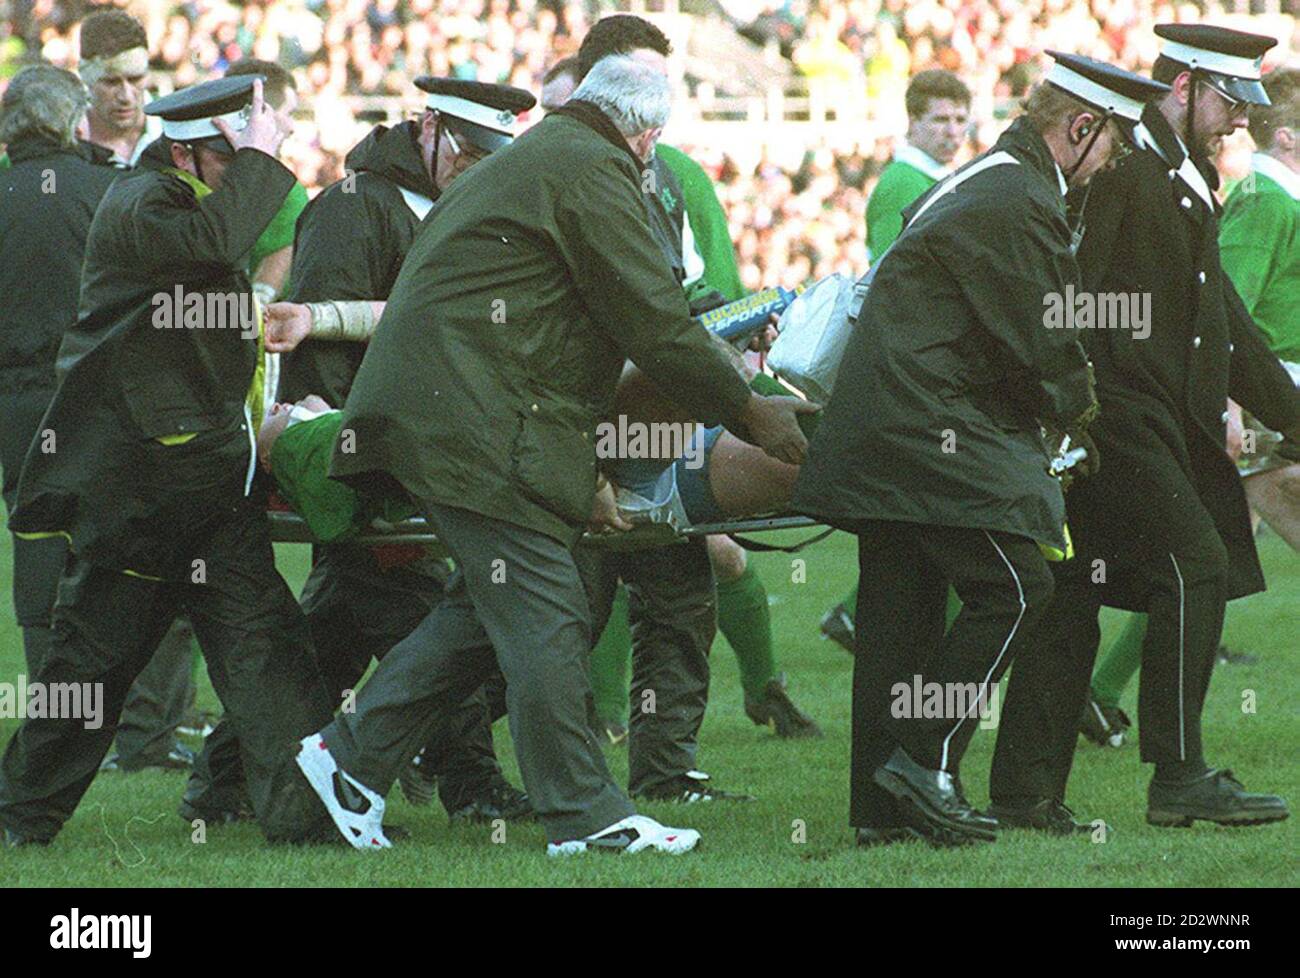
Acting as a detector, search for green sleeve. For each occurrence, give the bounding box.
[866,162,935,260]
[1219,185,1284,316]
[658,144,745,301]
[248,180,309,277]
[270,411,364,543]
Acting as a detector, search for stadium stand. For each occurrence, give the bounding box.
[1,0,1293,290]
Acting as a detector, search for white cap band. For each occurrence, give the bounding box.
[161,106,249,142]
[1045,62,1148,122]
[424,92,517,134]
[1159,40,1264,80]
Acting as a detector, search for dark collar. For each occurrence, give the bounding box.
[1140,104,1189,170]
[991,116,1066,202]
[5,134,109,166]
[1141,104,1221,192]
[549,100,644,169]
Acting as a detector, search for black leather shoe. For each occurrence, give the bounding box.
[448,780,534,823]
[3,827,52,849]
[855,825,925,847]
[106,741,196,772]
[1148,769,1289,827]
[744,673,823,739]
[855,823,981,849]
[989,799,1110,836]
[177,797,254,824]
[819,603,855,653]
[1079,695,1131,748]
[398,756,438,807]
[872,748,997,841]
[635,771,757,804]
[950,775,992,825]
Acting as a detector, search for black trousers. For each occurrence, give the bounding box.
[0,500,334,842]
[991,497,1231,806]
[1,381,196,767]
[186,541,505,815]
[849,520,1054,828]
[574,539,716,797]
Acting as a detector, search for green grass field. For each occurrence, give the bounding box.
[1,528,1295,887]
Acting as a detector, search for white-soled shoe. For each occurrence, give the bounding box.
[295,733,391,850]
[546,815,701,857]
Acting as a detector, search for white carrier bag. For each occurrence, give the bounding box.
[767,151,1020,403]
[765,274,856,404]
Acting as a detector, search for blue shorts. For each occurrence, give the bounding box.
[611,425,726,525]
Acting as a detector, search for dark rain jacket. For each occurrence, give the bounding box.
[0,136,118,391]
[329,101,752,545]
[282,121,440,406]
[791,117,1094,553]
[9,141,295,577]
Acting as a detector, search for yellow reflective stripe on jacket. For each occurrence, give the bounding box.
[12,530,72,543]
[155,432,198,446]
[1039,522,1074,562]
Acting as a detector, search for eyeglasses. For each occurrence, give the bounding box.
[1200,81,1250,118]
[444,125,490,163]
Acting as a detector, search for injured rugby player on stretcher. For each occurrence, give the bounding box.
[256,366,821,546]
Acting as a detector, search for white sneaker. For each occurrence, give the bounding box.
[294,733,391,850]
[546,815,701,857]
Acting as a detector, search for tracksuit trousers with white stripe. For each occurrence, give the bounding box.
[990,536,1228,808]
[849,521,1055,829]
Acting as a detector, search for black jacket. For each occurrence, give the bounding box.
[792,118,1093,552]
[10,142,295,577]
[281,121,439,405]
[0,136,118,390]
[1059,105,1300,606]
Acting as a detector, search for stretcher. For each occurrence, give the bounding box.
[266,510,829,553]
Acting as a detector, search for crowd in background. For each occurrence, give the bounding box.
[1,0,1291,286]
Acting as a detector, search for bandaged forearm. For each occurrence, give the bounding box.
[306,301,379,341]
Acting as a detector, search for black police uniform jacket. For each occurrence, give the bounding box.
[9,140,296,578]
[791,117,1094,553]
[281,121,440,406]
[1062,105,1300,608]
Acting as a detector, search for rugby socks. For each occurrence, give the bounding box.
[1091,613,1146,709]
[716,564,776,700]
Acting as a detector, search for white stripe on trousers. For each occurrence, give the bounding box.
[938,531,1027,772]
[1169,553,1186,760]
